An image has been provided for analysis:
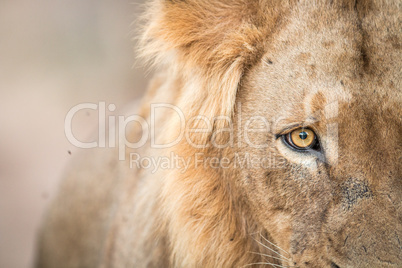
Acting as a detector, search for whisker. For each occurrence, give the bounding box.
[259,232,290,256]
[252,237,292,262]
[248,251,285,262]
[242,261,289,268]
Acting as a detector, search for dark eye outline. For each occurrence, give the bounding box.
[281,127,321,153]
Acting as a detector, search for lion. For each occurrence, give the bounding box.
[36,0,401,267]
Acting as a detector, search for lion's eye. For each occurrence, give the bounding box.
[283,128,320,151]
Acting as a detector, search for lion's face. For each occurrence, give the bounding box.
[232,4,401,267]
[138,0,401,267]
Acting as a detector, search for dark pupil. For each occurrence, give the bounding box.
[299,131,308,140]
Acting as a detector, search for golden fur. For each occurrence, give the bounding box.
[37,0,401,267]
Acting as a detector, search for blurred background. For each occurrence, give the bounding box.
[0,0,148,267]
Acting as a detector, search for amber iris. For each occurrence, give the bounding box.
[289,128,315,149]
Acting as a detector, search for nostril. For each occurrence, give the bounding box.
[330,262,340,268]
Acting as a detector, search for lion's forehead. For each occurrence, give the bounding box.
[251,0,401,126]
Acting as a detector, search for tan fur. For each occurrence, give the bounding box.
[37,1,401,267]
